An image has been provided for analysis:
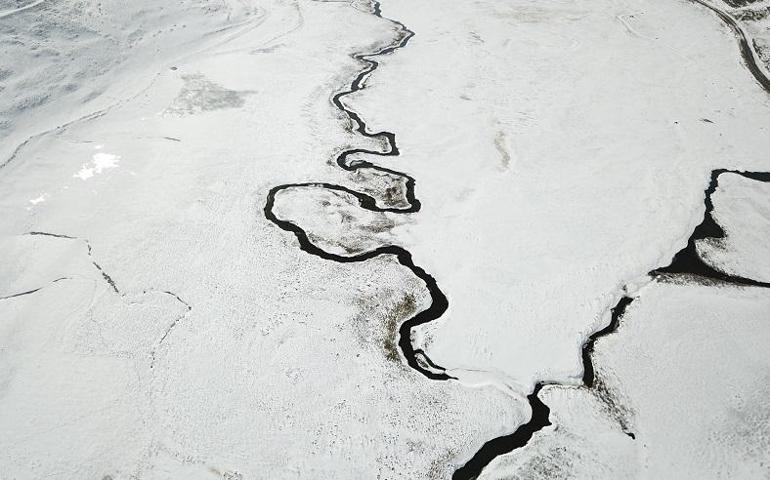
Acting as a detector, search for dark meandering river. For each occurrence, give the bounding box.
[263,1,770,478]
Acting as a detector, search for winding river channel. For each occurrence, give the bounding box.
[263,1,770,478]
[263,2,452,382]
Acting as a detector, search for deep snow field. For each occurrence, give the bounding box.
[1,0,770,478]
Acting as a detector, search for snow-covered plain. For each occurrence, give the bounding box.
[343,0,770,390]
[479,281,770,479]
[2,0,770,478]
[1,1,521,478]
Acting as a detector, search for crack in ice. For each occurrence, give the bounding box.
[15,231,193,366]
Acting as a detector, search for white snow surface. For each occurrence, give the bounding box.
[1,0,770,478]
[73,152,120,180]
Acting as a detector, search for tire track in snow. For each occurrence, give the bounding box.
[687,0,770,92]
